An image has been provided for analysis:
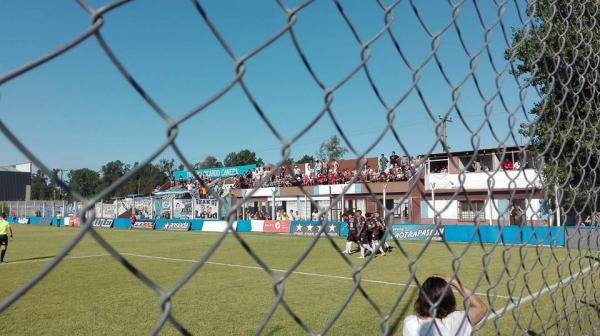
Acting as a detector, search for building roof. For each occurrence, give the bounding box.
[428,145,529,159]
[0,163,32,173]
[0,166,20,172]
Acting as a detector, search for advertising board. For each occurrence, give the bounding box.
[92,218,114,228]
[163,221,191,231]
[292,222,339,236]
[130,221,155,230]
[391,224,444,241]
[263,220,291,233]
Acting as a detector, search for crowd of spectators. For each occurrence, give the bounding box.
[233,153,422,189]
[155,152,423,195]
[155,176,228,198]
[156,153,534,198]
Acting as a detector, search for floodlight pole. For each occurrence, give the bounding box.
[487,188,493,226]
[271,188,276,220]
[241,189,246,220]
[430,182,436,225]
[304,194,308,220]
[383,183,388,217]
[329,186,332,220]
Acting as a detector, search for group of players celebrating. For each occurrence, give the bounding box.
[342,210,390,258]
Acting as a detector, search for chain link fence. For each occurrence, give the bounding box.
[1,0,599,335]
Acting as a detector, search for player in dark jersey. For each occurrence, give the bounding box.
[373,211,390,252]
[342,213,359,254]
[358,212,373,258]
[369,215,386,256]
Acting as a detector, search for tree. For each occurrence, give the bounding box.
[122,163,168,195]
[296,155,315,164]
[196,155,223,169]
[31,170,53,200]
[317,136,348,161]
[509,1,600,217]
[158,158,176,182]
[223,149,264,167]
[68,168,100,198]
[98,160,130,198]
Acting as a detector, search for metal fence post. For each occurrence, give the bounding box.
[192,196,196,219]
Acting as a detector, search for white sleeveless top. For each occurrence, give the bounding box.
[403,311,472,336]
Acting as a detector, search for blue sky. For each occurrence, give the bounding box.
[0,0,536,171]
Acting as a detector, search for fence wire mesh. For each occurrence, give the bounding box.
[1,0,599,335]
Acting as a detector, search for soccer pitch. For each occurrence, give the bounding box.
[1,225,598,335]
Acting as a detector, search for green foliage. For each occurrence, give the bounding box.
[31,170,53,200]
[195,155,223,169]
[296,155,315,164]
[157,159,175,182]
[121,163,168,196]
[508,0,600,213]
[68,168,100,198]
[317,136,348,162]
[31,169,66,200]
[223,149,264,167]
[97,160,130,198]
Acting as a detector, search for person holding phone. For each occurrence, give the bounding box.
[403,275,487,335]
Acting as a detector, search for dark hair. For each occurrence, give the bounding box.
[0,212,5,218]
[415,277,456,319]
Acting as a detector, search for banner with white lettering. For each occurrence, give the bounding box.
[390,224,444,241]
[163,221,191,231]
[92,219,114,228]
[194,199,218,219]
[173,164,256,180]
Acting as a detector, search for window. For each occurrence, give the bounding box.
[428,158,449,174]
[458,200,486,221]
[394,199,410,218]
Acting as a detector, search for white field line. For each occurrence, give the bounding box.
[120,252,511,299]
[2,254,110,265]
[483,260,600,323]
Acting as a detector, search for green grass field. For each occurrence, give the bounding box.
[0,225,598,335]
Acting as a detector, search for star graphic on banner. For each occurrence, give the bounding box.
[328,224,336,232]
[296,225,303,232]
[306,224,313,231]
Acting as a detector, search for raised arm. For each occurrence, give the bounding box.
[449,278,487,326]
